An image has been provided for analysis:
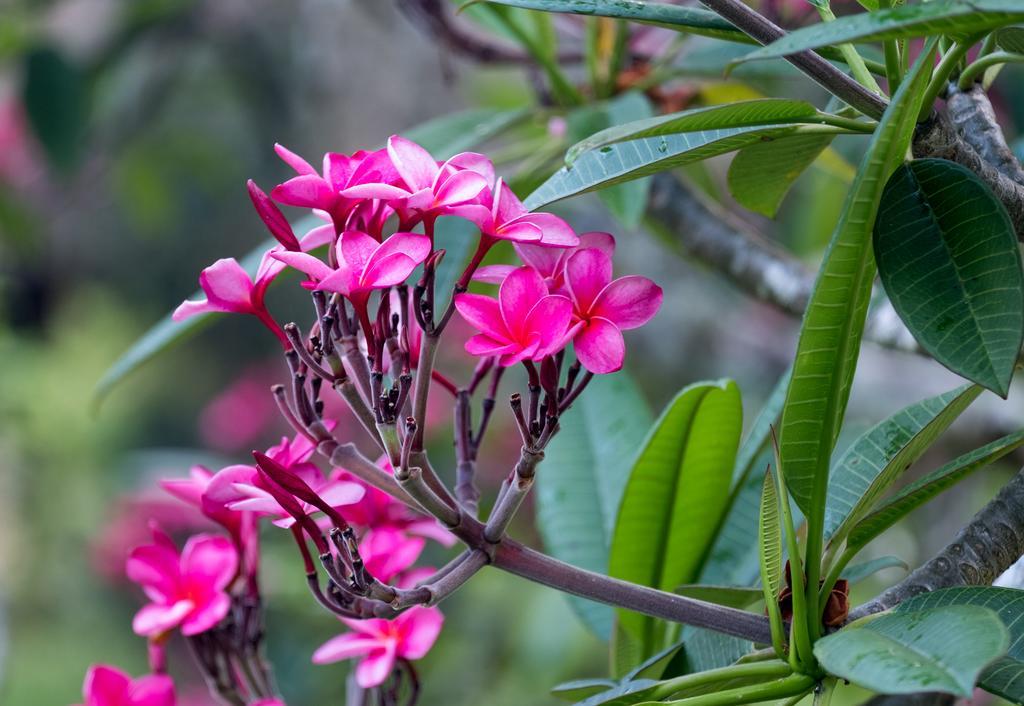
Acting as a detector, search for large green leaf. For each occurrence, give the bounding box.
[525,125,805,210]
[897,587,1024,702]
[738,1,1024,65]
[566,100,818,164]
[758,470,783,611]
[996,26,1024,52]
[874,158,1024,397]
[814,605,1009,697]
[95,108,524,402]
[847,429,1024,551]
[567,93,655,227]
[728,133,835,218]
[608,380,743,663]
[823,384,982,542]
[538,371,653,640]
[778,41,938,521]
[480,0,745,42]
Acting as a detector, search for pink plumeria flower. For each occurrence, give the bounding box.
[564,248,663,374]
[173,224,333,345]
[475,231,616,291]
[271,144,399,231]
[272,229,430,334]
[341,136,493,228]
[359,527,427,584]
[126,529,238,637]
[455,266,580,366]
[458,178,579,247]
[74,665,175,706]
[312,606,444,688]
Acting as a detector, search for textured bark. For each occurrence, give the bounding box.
[647,174,921,352]
[849,467,1024,620]
[913,111,1024,238]
[947,86,1024,187]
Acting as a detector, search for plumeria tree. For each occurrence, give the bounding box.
[87,0,1024,704]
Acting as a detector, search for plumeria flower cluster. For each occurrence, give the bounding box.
[84,136,661,705]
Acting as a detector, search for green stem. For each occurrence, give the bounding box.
[645,660,793,701]
[813,112,877,134]
[918,38,983,121]
[879,0,902,93]
[773,438,814,671]
[815,4,883,96]
[662,674,816,706]
[958,51,1024,89]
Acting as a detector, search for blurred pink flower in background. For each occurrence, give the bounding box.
[312,606,444,687]
[127,529,238,637]
[74,664,175,706]
[198,364,280,451]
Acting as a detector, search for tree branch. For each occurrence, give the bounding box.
[696,0,887,119]
[646,174,921,353]
[946,85,1024,186]
[848,466,1024,621]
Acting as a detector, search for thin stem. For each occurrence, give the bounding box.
[420,549,489,605]
[660,674,815,706]
[644,660,792,701]
[919,38,982,121]
[814,4,882,96]
[697,0,887,119]
[958,51,1024,89]
[812,112,877,134]
[334,380,385,453]
[483,447,545,542]
[412,334,440,451]
[396,464,461,528]
[879,0,902,93]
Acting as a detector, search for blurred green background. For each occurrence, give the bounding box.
[2,1,1024,704]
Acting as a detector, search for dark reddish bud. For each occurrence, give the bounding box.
[774,560,850,628]
[252,461,329,555]
[252,451,349,531]
[248,179,301,251]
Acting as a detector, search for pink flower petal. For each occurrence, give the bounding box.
[514,243,567,279]
[271,175,335,210]
[388,136,438,192]
[574,317,626,374]
[172,299,218,322]
[181,535,238,591]
[299,224,336,251]
[339,230,381,273]
[444,152,495,184]
[126,674,175,706]
[199,259,256,313]
[465,334,520,357]
[132,600,194,637]
[472,264,516,285]
[592,275,663,329]
[317,481,367,508]
[579,231,616,257]
[270,251,334,281]
[83,665,131,706]
[312,634,381,664]
[499,267,548,339]
[181,591,231,636]
[339,183,413,201]
[518,212,579,247]
[496,220,544,243]
[566,249,613,314]
[126,545,181,602]
[275,144,317,176]
[323,152,357,188]
[454,293,509,341]
[493,179,527,224]
[523,294,574,344]
[396,606,444,659]
[433,170,487,206]
[361,253,419,289]
[203,464,257,507]
[356,644,398,688]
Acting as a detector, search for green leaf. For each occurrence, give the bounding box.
[737,1,1024,65]
[996,26,1024,53]
[823,384,982,542]
[896,587,1024,702]
[841,555,909,584]
[538,371,653,640]
[551,679,620,702]
[758,471,783,610]
[567,93,656,228]
[95,109,523,402]
[22,46,88,171]
[778,40,938,521]
[673,585,762,609]
[728,133,834,218]
[566,100,818,164]
[480,0,745,42]
[526,125,804,210]
[402,107,528,159]
[814,605,1009,697]
[874,158,1024,397]
[609,380,743,662]
[847,429,1024,550]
